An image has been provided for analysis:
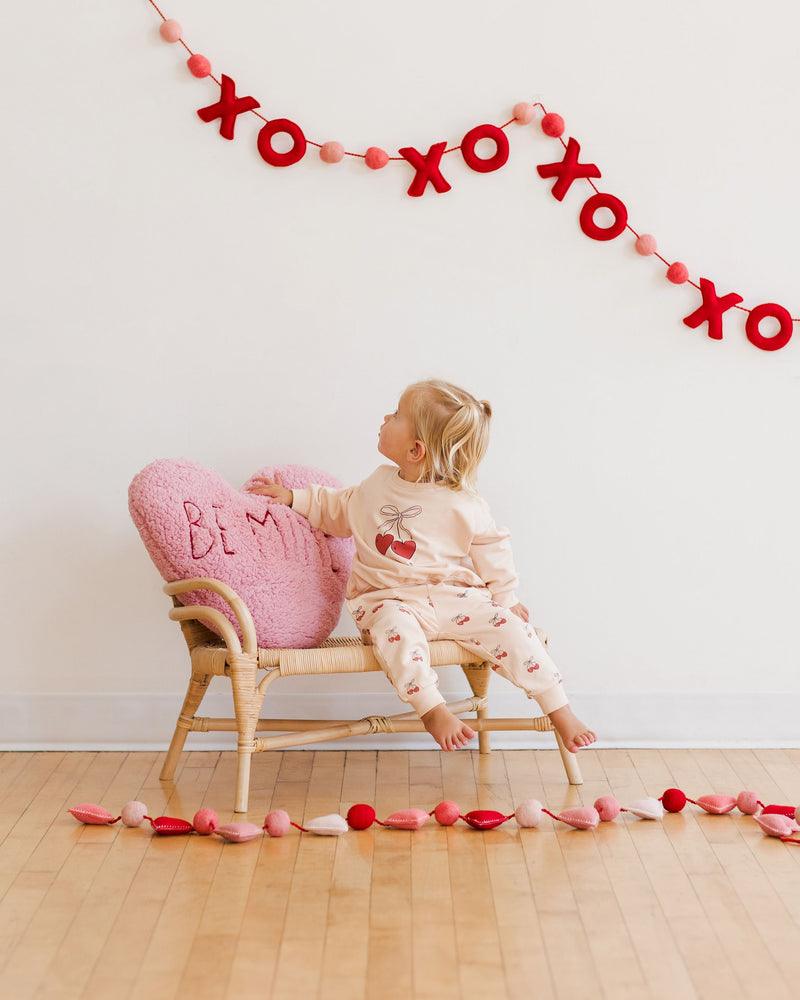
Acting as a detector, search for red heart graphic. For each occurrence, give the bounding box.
[391,539,416,559]
[376,533,394,555]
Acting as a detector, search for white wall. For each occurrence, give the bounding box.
[3,0,798,748]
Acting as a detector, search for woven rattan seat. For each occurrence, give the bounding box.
[159,578,583,811]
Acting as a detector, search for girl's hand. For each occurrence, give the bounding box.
[510,602,530,623]
[245,475,293,506]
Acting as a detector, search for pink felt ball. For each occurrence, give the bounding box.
[541,113,565,138]
[187,54,212,78]
[320,141,345,164]
[736,791,760,815]
[159,19,182,43]
[346,804,376,830]
[120,800,148,827]
[512,101,536,125]
[635,234,658,256]
[594,796,621,822]
[364,147,389,170]
[514,799,543,828]
[666,262,689,285]
[433,801,461,826]
[192,808,219,835]
[661,788,687,812]
[264,809,291,837]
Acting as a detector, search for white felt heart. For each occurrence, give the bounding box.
[129,459,354,648]
[305,814,349,836]
[625,797,664,820]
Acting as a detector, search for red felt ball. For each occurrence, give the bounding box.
[192,808,218,835]
[666,262,689,284]
[159,19,182,43]
[187,54,212,78]
[433,800,461,826]
[364,147,389,170]
[661,788,687,812]
[347,804,376,830]
[541,113,565,138]
[635,234,658,256]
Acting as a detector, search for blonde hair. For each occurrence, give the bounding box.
[404,379,492,492]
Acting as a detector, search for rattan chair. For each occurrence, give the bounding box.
[159,577,583,812]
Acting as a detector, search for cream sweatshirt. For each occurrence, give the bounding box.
[292,465,519,607]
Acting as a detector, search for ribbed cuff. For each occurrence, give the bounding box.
[408,687,446,717]
[532,682,569,715]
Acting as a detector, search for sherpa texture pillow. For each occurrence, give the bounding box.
[128,459,354,649]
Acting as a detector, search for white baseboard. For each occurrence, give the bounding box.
[1,690,799,750]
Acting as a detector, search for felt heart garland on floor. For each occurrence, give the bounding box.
[67,786,800,844]
[143,0,797,352]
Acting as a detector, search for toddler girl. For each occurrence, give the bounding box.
[247,379,595,753]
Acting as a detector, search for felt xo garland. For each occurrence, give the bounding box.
[144,1,796,353]
[68,786,800,844]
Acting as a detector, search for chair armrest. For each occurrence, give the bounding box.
[163,577,258,655]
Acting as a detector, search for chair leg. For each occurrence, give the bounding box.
[160,670,212,782]
[553,729,584,785]
[460,661,492,754]
[229,652,264,813]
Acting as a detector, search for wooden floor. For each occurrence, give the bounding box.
[2,748,800,999]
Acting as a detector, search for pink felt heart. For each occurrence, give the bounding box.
[129,459,354,649]
[214,822,263,843]
[552,807,600,830]
[695,794,737,815]
[382,809,430,830]
[754,813,795,838]
[68,803,117,825]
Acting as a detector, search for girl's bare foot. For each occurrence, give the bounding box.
[548,705,596,752]
[421,704,475,751]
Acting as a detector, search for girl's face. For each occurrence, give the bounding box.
[378,392,419,468]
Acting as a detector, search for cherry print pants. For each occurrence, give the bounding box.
[347,584,568,718]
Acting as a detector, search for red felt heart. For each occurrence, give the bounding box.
[149,816,195,835]
[462,810,512,830]
[391,539,416,559]
[375,532,393,554]
[129,460,354,648]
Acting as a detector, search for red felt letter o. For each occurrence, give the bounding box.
[257,118,307,167]
[745,302,793,352]
[579,192,628,241]
[461,124,510,174]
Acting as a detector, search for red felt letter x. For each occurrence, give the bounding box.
[683,277,744,341]
[197,74,260,141]
[536,137,601,202]
[398,141,452,197]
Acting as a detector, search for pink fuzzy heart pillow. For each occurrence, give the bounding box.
[129,459,354,648]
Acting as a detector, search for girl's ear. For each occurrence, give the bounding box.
[409,440,426,465]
